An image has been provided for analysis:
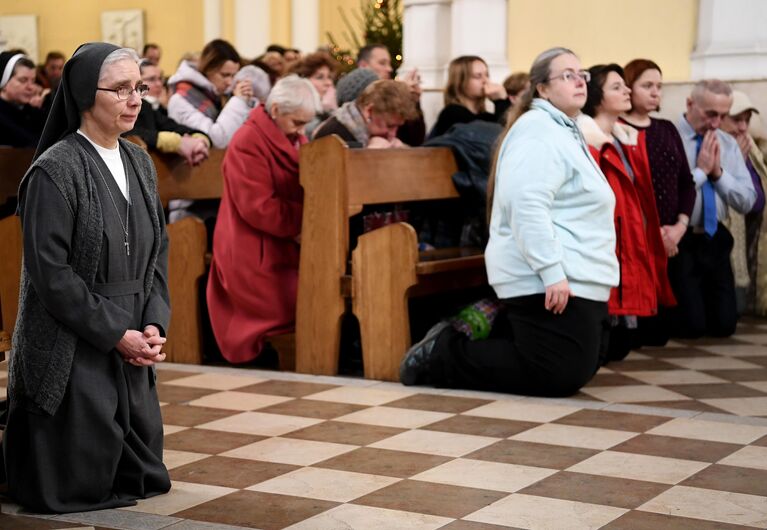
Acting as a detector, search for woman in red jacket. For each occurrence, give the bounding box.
[207,76,318,363]
[576,64,675,362]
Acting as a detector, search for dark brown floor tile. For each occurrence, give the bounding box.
[743,355,767,368]
[681,464,767,496]
[634,400,726,413]
[702,368,767,382]
[170,455,299,488]
[611,359,683,372]
[602,510,761,530]
[661,383,766,399]
[440,521,523,530]
[236,380,339,397]
[0,514,96,529]
[675,336,750,346]
[554,409,669,433]
[164,428,265,454]
[585,373,643,387]
[638,347,716,358]
[284,420,405,445]
[257,399,366,419]
[160,403,239,427]
[519,471,671,509]
[174,490,337,530]
[421,415,538,438]
[353,479,506,519]
[753,434,767,446]
[611,434,742,463]
[157,383,219,404]
[466,440,599,469]
[385,394,492,413]
[316,447,452,478]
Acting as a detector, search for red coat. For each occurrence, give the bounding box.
[580,117,675,316]
[207,105,307,363]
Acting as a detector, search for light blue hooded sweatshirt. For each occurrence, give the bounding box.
[485,98,619,302]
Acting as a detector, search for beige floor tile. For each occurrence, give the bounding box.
[163,425,189,435]
[625,352,651,360]
[647,417,767,444]
[121,480,235,515]
[411,458,556,493]
[729,333,767,345]
[196,411,323,436]
[334,406,453,429]
[625,370,727,386]
[284,504,452,530]
[163,373,266,390]
[509,424,638,450]
[638,485,767,528]
[662,340,690,348]
[465,493,627,530]
[701,397,767,416]
[187,391,293,411]
[580,385,689,403]
[567,451,709,484]
[304,386,414,406]
[221,436,357,465]
[741,381,767,392]
[163,449,210,470]
[247,466,398,502]
[464,400,578,422]
[718,445,767,470]
[698,344,767,357]
[666,357,763,371]
[369,429,499,457]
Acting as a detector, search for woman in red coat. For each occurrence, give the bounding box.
[207,76,318,363]
[576,64,675,363]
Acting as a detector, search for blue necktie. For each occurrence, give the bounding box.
[696,134,718,237]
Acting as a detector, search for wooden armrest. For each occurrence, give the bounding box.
[416,247,485,275]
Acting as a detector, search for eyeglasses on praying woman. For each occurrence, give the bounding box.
[96,83,150,100]
[547,69,591,84]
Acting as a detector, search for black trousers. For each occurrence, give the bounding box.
[429,294,609,397]
[666,224,738,338]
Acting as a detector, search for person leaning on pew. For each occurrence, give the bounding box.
[313,79,418,149]
[400,47,619,397]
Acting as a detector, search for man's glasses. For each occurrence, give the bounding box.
[96,84,149,100]
[548,70,591,84]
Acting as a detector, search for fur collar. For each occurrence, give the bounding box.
[576,114,639,149]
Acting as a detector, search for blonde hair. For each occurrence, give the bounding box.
[444,55,486,112]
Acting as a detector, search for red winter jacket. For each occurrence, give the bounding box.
[578,116,675,316]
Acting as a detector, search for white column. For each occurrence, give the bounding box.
[203,0,222,43]
[291,0,320,53]
[235,0,270,58]
[691,0,767,80]
[450,0,508,82]
[401,0,454,130]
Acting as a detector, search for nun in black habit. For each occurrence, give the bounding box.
[3,42,172,513]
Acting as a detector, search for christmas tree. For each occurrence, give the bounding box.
[327,0,403,75]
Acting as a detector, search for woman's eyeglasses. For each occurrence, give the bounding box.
[96,84,150,100]
[547,70,591,84]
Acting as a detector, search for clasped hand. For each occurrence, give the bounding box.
[116,325,167,366]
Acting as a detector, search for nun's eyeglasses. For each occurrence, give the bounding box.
[96,83,149,100]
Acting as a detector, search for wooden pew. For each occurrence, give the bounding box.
[0,216,22,359]
[295,135,487,381]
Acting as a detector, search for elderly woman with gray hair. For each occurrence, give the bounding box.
[4,43,171,512]
[207,75,318,363]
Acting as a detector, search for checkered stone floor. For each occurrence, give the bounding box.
[2,319,767,529]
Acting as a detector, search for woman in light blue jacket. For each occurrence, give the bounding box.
[401,47,619,396]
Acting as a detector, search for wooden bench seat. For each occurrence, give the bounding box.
[295,135,486,382]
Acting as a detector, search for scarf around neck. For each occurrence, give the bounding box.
[334,101,369,146]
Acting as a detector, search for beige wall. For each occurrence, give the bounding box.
[0,0,204,74]
[507,0,698,82]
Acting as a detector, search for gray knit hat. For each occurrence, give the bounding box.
[336,68,379,105]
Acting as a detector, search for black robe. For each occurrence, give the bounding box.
[0,98,46,148]
[3,136,171,513]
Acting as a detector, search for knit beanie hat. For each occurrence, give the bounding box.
[336,68,378,106]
